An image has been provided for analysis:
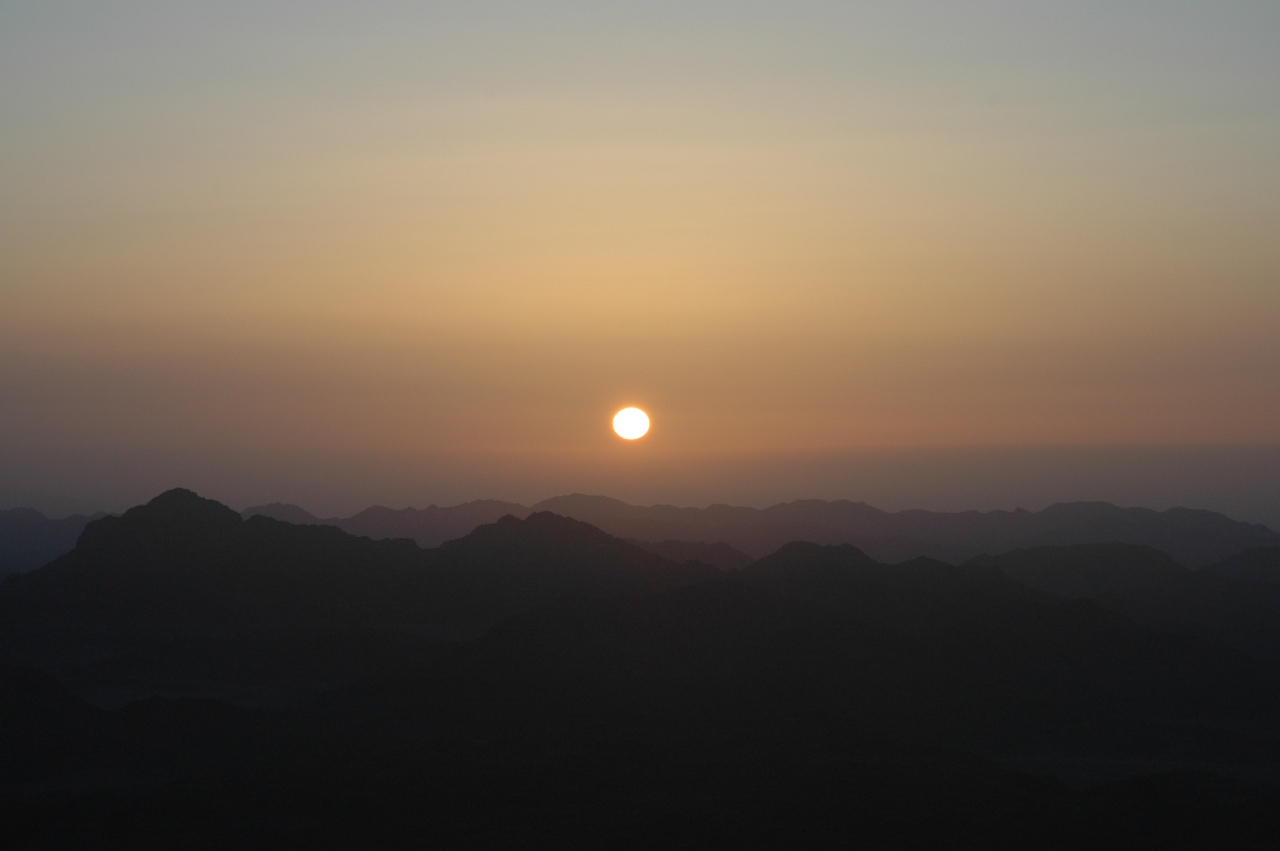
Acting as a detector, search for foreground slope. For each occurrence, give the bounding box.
[9,652,1280,851]
[8,659,1279,850]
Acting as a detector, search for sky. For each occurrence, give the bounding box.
[2,1,1278,522]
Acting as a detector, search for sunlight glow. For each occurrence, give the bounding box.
[613,407,650,440]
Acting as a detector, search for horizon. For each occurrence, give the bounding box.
[11,455,1280,533]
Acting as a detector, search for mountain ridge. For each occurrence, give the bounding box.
[0,507,109,577]
[242,493,1279,567]
[7,488,1280,844]
[6,493,1275,580]
[514,494,1280,566]
[0,490,716,704]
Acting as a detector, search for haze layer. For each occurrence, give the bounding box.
[2,2,1278,515]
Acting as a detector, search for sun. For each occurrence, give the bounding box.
[612,407,650,440]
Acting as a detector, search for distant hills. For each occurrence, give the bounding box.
[245,493,1280,567]
[6,488,1280,846]
[0,508,106,577]
[5,494,1277,579]
[532,494,1280,567]
[242,499,530,548]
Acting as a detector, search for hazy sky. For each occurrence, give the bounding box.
[2,2,1278,520]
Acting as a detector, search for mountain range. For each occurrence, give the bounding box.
[6,494,1274,580]
[0,508,106,577]
[5,488,1280,846]
[244,493,1280,567]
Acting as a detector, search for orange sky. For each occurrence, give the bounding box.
[2,2,1278,518]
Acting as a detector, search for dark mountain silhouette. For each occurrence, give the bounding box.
[6,490,706,637]
[12,494,1275,585]
[0,665,269,787]
[342,500,532,544]
[282,566,1278,845]
[240,501,321,525]
[325,560,1279,777]
[6,488,1280,847]
[531,494,1280,566]
[740,541,1050,631]
[627,537,753,569]
[972,544,1280,665]
[0,489,712,704]
[1202,547,1280,586]
[242,498,532,547]
[2,489,427,637]
[240,494,1279,570]
[0,507,106,576]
